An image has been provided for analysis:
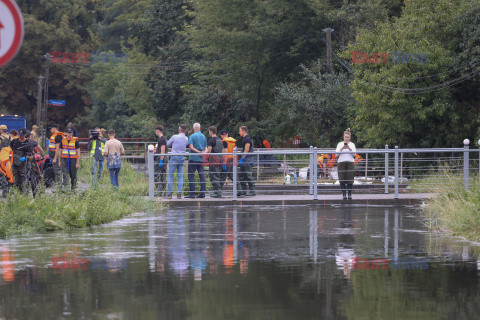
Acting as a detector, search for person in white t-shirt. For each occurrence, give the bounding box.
[336,128,356,199]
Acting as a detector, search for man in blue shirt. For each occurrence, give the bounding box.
[166,124,189,199]
[186,123,207,198]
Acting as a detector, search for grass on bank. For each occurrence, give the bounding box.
[0,159,156,238]
[421,171,480,241]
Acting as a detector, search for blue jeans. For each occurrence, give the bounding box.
[109,167,121,189]
[168,156,185,195]
[188,161,206,196]
[91,157,104,185]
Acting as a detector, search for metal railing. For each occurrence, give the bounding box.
[146,140,480,200]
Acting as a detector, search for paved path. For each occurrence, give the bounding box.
[159,193,434,207]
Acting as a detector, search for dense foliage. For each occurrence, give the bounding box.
[1,0,479,147]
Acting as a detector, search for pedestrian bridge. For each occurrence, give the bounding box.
[146,142,478,204]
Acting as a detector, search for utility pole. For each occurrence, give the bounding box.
[41,54,52,146]
[36,76,44,126]
[322,28,334,73]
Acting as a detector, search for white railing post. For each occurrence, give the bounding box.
[233,147,238,200]
[313,147,318,200]
[394,146,399,199]
[309,146,313,195]
[147,146,154,201]
[384,144,389,194]
[464,139,470,189]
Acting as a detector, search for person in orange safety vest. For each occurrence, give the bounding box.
[60,128,80,192]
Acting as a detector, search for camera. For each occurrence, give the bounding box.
[89,129,100,139]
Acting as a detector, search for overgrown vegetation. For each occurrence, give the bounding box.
[0,160,155,238]
[423,173,480,241]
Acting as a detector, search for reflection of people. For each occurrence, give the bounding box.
[168,210,189,278]
[336,128,356,200]
[335,248,356,279]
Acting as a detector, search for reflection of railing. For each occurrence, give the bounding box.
[146,140,480,200]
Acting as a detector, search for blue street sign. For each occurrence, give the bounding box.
[49,99,65,106]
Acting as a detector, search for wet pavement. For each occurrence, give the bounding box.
[0,204,479,319]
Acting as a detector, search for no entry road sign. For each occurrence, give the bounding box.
[0,0,24,67]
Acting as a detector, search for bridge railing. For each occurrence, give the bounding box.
[146,140,480,200]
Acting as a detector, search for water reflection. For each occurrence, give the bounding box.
[0,205,480,319]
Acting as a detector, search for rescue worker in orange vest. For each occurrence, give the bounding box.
[219,129,236,190]
[0,124,12,198]
[60,128,80,192]
[317,154,330,178]
[48,124,65,187]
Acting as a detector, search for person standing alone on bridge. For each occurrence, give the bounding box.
[336,128,356,200]
[237,126,255,197]
[103,129,125,190]
[166,124,189,199]
[186,123,207,198]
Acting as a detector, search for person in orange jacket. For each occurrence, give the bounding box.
[59,128,80,192]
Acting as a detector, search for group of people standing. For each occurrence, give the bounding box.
[154,123,256,199]
[48,125,125,192]
[0,122,126,197]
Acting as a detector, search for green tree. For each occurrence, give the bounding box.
[273,61,352,147]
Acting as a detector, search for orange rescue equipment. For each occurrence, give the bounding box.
[354,154,364,164]
[222,137,237,160]
[0,147,13,183]
[317,154,337,168]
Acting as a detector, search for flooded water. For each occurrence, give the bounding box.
[0,205,479,319]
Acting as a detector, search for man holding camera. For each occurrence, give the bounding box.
[88,127,106,186]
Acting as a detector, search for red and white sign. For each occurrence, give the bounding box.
[0,0,24,67]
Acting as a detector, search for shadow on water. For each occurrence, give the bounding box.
[0,205,480,319]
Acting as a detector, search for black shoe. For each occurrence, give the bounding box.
[177,193,182,199]
[210,194,222,198]
[246,192,256,196]
[343,195,347,200]
[237,194,245,198]
[185,194,196,199]
[167,194,173,199]
[196,194,205,198]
